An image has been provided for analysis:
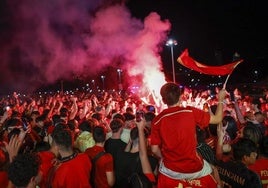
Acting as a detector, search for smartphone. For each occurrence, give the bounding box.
[21,118,29,131]
[5,106,10,111]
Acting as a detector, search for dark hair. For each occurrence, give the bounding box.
[34,141,51,152]
[243,123,263,146]
[232,138,258,161]
[8,128,21,142]
[67,119,77,131]
[4,118,22,130]
[60,107,69,117]
[79,120,92,132]
[126,107,134,114]
[160,82,181,106]
[8,153,40,187]
[36,115,46,123]
[91,112,102,121]
[52,114,61,125]
[110,118,124,133]
[93,126,106,143]
[113,113,125,122]
[144,112,156,122]
[130,127,149,141]
[123,112,135,121]
[52,128,73,150]
[222,115,238,140]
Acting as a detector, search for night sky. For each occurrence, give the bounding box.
[127,0,268,86]
[0,0,267,95]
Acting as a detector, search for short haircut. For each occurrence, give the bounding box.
[52,128,73,150]
[93,126,106,143]
[160,82,181,106]
[232,138,258,161]
[243,123,263,145]
[144,111,156,122]
[110,118,124,133]
[123,112,135,121]
[113,113,125,122]
[8,153,40,187]
[79,120,92,132]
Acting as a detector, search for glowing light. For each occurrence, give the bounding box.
[166,39,178,83]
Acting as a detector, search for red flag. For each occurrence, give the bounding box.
[177,49,243,76]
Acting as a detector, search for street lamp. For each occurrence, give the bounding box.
[117,69,123,91]
[91,79,95,91]
[101,75,105,91]
[166,39,178,83]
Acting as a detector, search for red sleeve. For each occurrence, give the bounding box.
[144,173,156,183]
[192,107,210,129]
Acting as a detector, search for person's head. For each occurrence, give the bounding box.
[144,111,156,122]
[110,118,124,133]
[35,115,45,128]
[160,82,181,106]
[51,127,73,156]
[254,111,265,124]
[91,112,103,122]
[126,107,134,114]
[130,126,149,147]
[240,123,263,146]
[8,153,40,188]
[93,126,106,143]
[222,115,238,140]
[112,113,125,122]
[79,120,92,132]
[95,105,105,116]
[232,138,258,165]
[52,114,61,126]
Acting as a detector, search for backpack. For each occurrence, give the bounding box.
[90,151,106,188]
[127,156,153,188]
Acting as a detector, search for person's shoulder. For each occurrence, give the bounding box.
[103,152,113,161]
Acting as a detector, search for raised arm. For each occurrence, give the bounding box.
[209,88,227,124]
[136,120,152,174]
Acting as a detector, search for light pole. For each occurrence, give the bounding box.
[117,69,123,91]
[166,39,178,83]
[101,75,105,91]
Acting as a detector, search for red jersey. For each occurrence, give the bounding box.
[37,150,56,188]
[151,106,210,173]
[85,145,114,188]
[249,157,268,188]
[51,153,92,188]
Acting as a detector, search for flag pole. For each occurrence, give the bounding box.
[223,60,242,89]
[223,74,231,89]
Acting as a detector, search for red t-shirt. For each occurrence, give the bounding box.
[249,157,268,188]
[37,150,56,188]
[151,106,210,173]
[51,153,92,188]
[85,145,114,188]
[0,171,8,188]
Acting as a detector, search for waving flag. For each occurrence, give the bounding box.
[177,49,243,76]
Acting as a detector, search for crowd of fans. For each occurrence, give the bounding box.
[0,83,267,188]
